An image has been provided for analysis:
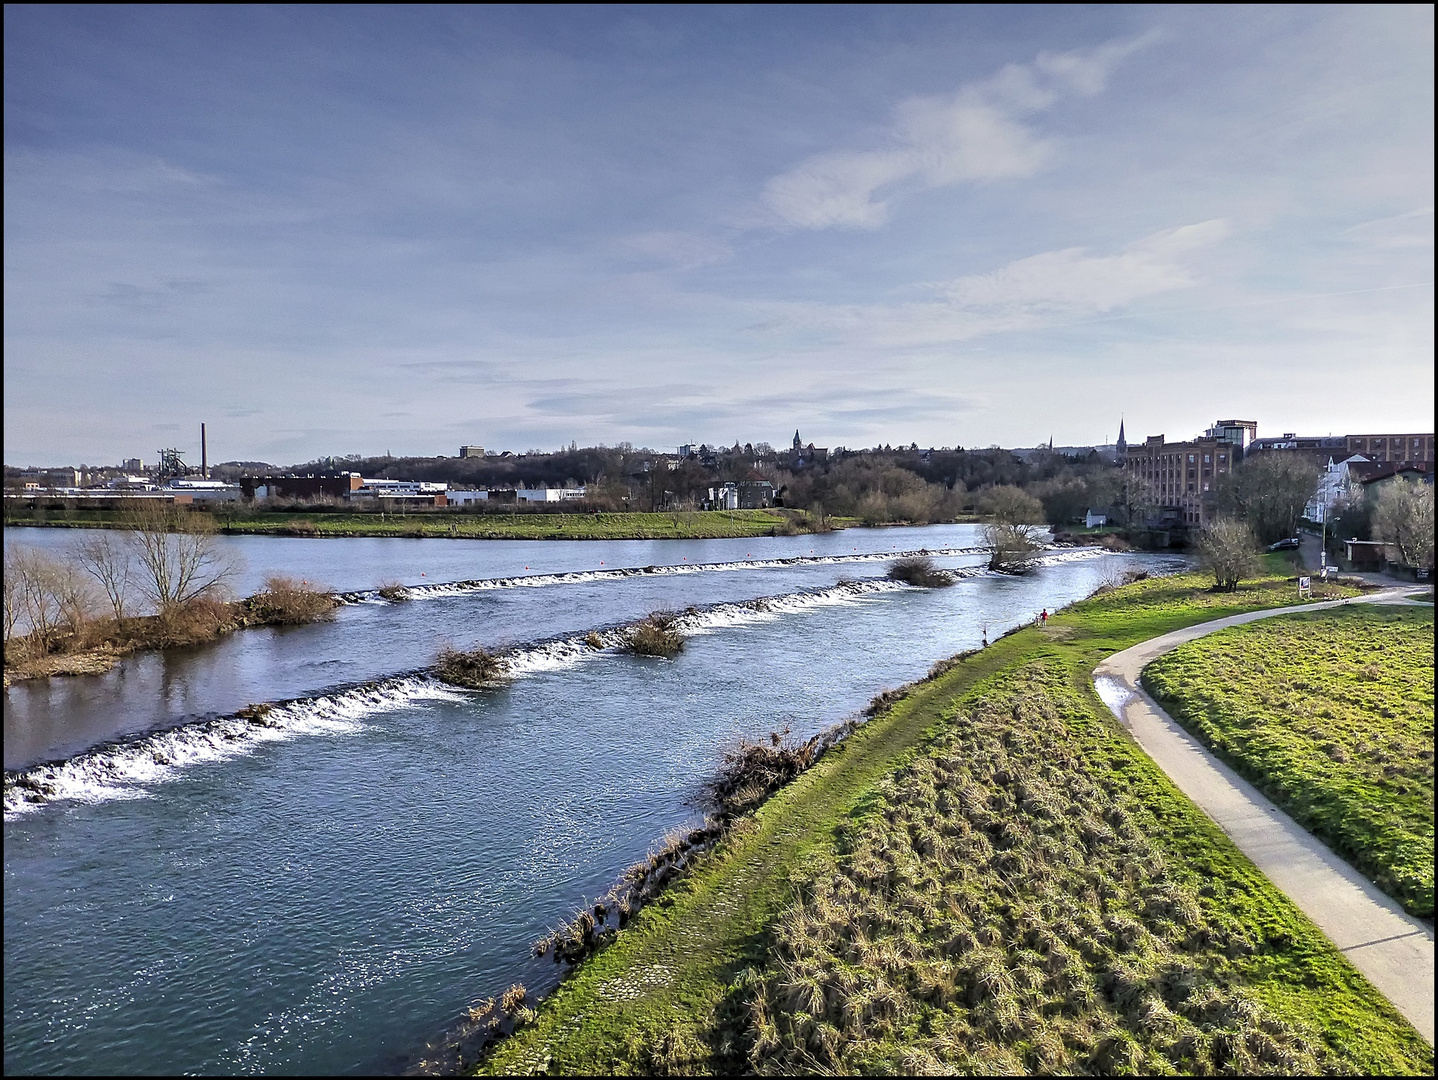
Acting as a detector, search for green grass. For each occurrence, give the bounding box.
[1142,606,1435,918]
[474,569,1431,1075]
[4,507,837,540]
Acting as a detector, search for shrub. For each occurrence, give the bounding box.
[249,575,338,624]
[1196,519,1259,592]
[436,646,510,687]
[376,581,411,601]
[887,556,953,588]
[705,730,822,819]
[626,611,685,657]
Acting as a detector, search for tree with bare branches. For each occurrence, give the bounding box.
[1196,519,1259,592]
[75,530,134,621]
[122,503,240,612]
[1371,477,1434,569]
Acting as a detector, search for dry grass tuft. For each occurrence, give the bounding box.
[887,556,953,588]
[435,646,510,687]
[626,610,685,657]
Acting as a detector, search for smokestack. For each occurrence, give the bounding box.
[201,423,208,479]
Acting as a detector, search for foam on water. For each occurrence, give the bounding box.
[3,677,465,819]
[337,545,993,604]
[3,572,973,818]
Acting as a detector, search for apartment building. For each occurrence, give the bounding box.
[1125,420,1253,526]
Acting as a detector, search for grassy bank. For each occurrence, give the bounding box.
[1142,606,1435,918]
[474,570,1430,1075]
[5,507,848,540]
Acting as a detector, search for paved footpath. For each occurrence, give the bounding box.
[1093,589,1434,1046]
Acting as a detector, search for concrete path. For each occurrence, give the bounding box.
[1093,590,1434,1045]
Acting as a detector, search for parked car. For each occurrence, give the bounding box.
[1267,537,1301,551]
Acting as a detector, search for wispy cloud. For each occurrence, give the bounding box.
[760,32,1158,230]
[754,219,1230,347]
[1344,208,1434,249]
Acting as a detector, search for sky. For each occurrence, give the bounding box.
[4,4,1433,466]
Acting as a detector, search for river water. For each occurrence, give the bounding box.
[4,525,1183,1074]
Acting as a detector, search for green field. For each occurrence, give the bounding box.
[473,571,1431,1075]
[4,507,841,540]
[1143,606,1435,918]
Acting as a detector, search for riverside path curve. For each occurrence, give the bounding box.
[1093,588,1434,1046]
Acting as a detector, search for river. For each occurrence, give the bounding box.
[3,525,1184,1074]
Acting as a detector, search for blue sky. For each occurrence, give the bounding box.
[4,5,1433,465]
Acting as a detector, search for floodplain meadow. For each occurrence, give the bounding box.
[1143,605,1435,918]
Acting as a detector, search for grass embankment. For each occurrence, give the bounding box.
[3,577,337,685]
[477,571,1430,1075]
[1142,606,1435,918]
[5,507,846,540]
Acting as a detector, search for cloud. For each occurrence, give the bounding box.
[617,230,733,270]
[1344,208,1434,249]
[761,31,1158,230]
[939,219,1231,313]
[755,219,1230,348]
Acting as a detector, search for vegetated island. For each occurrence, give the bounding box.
[1142,604,1435,919]
[4,509,338,685]
[456,567,1431,1077]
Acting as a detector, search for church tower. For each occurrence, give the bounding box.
[793,429,802,453]
[1116,418,1127,456]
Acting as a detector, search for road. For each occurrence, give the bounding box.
[1093,590,1434,1046]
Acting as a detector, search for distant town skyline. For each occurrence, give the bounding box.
[5,6,1433,463]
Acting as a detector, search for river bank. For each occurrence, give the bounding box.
[474,567,1431,1076]
[6,539,1186,1074]
[4,506,852,540]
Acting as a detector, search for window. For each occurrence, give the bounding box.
[1204,454,1211,463]
[1188,454,1196,463]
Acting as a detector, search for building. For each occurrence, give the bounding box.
[1125,420,1253,527]
[459,446,485,459]
[707,483,739,510]
[738,481,775,509]
[122,458,144,473]
[1343,433,1434,464]
[1304,455,1377,523]
[163,478,241,502]
[348,478,448,507]
[241,473,364,501]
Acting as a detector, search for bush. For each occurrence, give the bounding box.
[984,521,1044,573]
[626,611,685,657]
[887,556,953,588]
[249,575,338,624]
[436,646,510,687]
[705,730,822,819]
[376,581,411,601]
[1196,519,1259,592]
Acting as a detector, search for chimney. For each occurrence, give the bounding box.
[201,423,208,479]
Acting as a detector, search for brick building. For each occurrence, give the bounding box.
[1125,420,1254,527]
[1342,433,1434,464]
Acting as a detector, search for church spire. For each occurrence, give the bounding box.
[1116,417,1127,452]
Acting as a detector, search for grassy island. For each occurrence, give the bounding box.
[1143,605,1435,918]
[471,571,1430,1076]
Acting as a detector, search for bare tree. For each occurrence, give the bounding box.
[973,484,1046,526]
[4,546,95,656]
[123,503,240,612]
[75,530,134,621]
[1196,519,1259,592]
[3,546,25,645]
[1372,478,1435,568]
[984,521,1045,573]
[1217,454,1319,544]
[974,484,1047,572]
